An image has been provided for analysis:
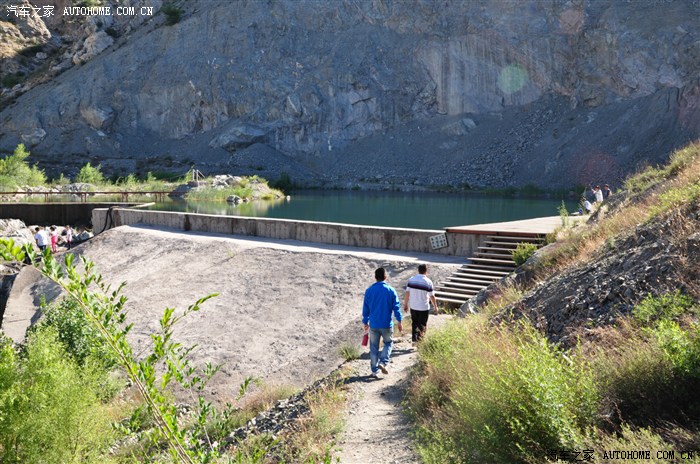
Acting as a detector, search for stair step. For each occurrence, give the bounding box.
[469,257,518,267]
[474,252,515,260]
[487,235,544,242]
[435,296,469,304]
[436,290,479,300]
[483,241,519,247]
[456,268,509,278]
[478,246,520,253]
[446,276,495,285]
[440,281,486,291]
[436,289,478,298]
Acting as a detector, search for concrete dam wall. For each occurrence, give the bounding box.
[92,207,484,257]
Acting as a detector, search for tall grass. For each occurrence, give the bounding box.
[409,318,598,463]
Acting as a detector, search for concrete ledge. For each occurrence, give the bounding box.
[93,207,484,256]
[0,202,141,226]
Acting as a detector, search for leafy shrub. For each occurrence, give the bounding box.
[512,242,538,266]
[0,144,46,188]
[51,173,71,185]
[594,300,700,428]
[1,73,23,89]
[162,3,183,25]
[592,330,690,426]
[410,319,598,463]
[75,162,105,185]
[0,329,113,464]
[633,291,697,326]
[651,319,700,377]
[34,297,118,371]
[582,425,674,464]
[271,172,294,192]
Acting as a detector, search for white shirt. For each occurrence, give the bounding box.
[34,230,48,246]
[594,189,603,203]
[405,274,435,311]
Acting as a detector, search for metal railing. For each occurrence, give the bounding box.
[0,191,184,202]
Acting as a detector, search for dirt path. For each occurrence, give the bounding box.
[336,315,449,464]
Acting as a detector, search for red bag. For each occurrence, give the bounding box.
[361,332,369,347]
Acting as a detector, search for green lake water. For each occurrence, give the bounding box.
[146,191,579,230]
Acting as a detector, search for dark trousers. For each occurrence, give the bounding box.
[410,309,430,342]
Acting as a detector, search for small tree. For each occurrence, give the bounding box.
[75,163,105,185]
[0,144,46,188]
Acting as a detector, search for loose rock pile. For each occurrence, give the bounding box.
[224,369,345,447]
[492,201,700,346]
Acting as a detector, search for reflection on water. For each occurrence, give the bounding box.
[146,191,578,230]
[164,197,287,216]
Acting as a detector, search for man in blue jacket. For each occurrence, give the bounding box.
[362,267,403,378]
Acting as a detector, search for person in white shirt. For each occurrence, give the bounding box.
[34,226,48,252]
[593,185,604,203]
[403,264,439,344]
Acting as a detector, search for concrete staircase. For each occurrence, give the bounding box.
[435,234,545,306]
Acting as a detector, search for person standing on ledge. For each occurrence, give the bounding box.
[403,264,439,344]
[362,267,403,379]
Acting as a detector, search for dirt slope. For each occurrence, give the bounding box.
[2,225,460,401]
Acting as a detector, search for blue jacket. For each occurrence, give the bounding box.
[362,281,402,329]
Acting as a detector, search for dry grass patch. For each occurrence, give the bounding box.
[479,283,525,318]
[278,368,349,463]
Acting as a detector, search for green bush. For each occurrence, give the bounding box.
[75,162,105,185]
[34,297,118,371]
[271,172,294,193]
[652,319,700,377]
[583,425,675,464]
[594,291,700,428]
[1,73,23,89]
[161,3,182,25]
[410,319,598,463]
[0,144,46,188]
[558,200,569,227]
[512,242,538,266]
[0,329,113,463]
[592,331,694,427]
[633,291,697,326]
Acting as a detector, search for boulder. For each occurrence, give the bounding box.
[80,106,114,130]
[209,124,268,151]
[72,31,114,65]
[61,183,95,192]
[20,128,46,146]
[0,219,34,249]
[226,195,242,204]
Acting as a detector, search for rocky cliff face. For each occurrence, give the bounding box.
[0,0,699,188]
